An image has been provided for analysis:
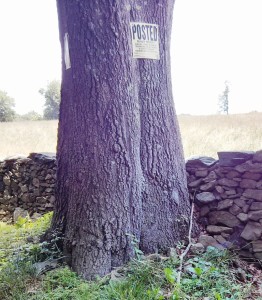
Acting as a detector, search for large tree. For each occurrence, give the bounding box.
[39,80,61,120]
[0,90,15,122]
[53,0,191,280]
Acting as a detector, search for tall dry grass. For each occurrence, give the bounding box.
[0,113,261,160]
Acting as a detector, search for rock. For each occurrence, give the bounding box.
[242,204,250,214]
[229,204,242,216]
[32,178,40,188]
[226,170,241,179]
[13,207,29,223]
[203,171,217,182]
[243,189,262,201]
[215,186,224,194]
[253,150,262,163]
[250,202,262,210]
[218,151,254,167]
[206,225,233,234]
[186,156,217,168]
[233,198,247,208]
[254,252,262,260]
[236,161,262,173]
[198,235,224,249]
[31,212,42,220]
[218,178,239,187]
[20,185,28,193]
[208,211,241,227]
[200,180,216,191]
[217,199,233,210]
[0,209,6,215]
[240,179,257,189]
[190,243,205,254]
[241,222,262,240]
[248,210,262,221]
[252,240,262,252]
[196,192,216,204]
[3,176,11,186]
[237,213,248,222]
[242,172,261,180]
[200,205,210,217]
[195,170,208,177]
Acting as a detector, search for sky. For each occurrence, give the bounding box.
[0,0,261,115]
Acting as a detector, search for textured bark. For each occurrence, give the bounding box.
[53,0,191,280]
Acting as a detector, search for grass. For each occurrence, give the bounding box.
[0,112,262,160]
[0,213,258,300]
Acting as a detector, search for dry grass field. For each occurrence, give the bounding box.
[0,112,261,160]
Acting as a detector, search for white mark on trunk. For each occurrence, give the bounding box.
[64,33,71,70]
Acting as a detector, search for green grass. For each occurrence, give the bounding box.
[0,213,256,300]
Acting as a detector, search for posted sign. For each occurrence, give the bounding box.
[130,22,160,60]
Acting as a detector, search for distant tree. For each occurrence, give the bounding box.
[39,80,61,120]
[18,110,43,121]
[218,81,230,115]
[0,90,16,122]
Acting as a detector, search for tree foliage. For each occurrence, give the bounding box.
[0,90,16,122]
[39,80,61,120]
[218,81,230,115]
[17,111,43,121]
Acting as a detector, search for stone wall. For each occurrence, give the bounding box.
[186,150,262,259]
[1,150,262,259]
[0,153,56,222]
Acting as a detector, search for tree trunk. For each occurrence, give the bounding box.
[53,0,191,280]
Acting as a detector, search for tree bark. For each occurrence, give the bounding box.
[53,0,191,280]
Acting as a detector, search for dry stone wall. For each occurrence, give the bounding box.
[0,153,56,222]
[186,150,262,259]
[1,150,262,260]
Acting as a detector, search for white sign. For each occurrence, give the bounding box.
[130,22,160,60]
[64,33,71,70]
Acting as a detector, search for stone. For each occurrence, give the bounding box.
[229,204,242,216]
[206,225,233,234]
[240,179,257,189]
[242,204,250,214]
[218,178,239,187]
[253,150,262,163]
[252,240,262,252]
[195,170,208,177]
[200,181,216,191]
[200,205,210,217]
[218,151,253,167]
[236,161,262,173]
[257,181,262,189]
[208,211,241,227]
[186,156,217,168]
[243,189,262,201]
[20,185,28,193]
[248,210,262,221]
[226,170,241,179]
[217,199,233,210]
[215,186,224,194]
[250,202,262,210]
[196,192,216,204]
[190,243,205,254]
[237,213,248,222]
[242,172,261,180]
[32,178,40,188]
[0,209,6,215]
[233,198,247,208]
[203,171,217,182]
[13,207,29,223]
[254,252,262,260]
[3,176,11,186]
[241,221,262,240]
[198,235,224,250]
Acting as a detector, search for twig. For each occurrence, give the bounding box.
[177,200,195,284]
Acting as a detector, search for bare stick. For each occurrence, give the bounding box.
[177,200,195,284]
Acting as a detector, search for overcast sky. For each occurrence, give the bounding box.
[0,0,261,115]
